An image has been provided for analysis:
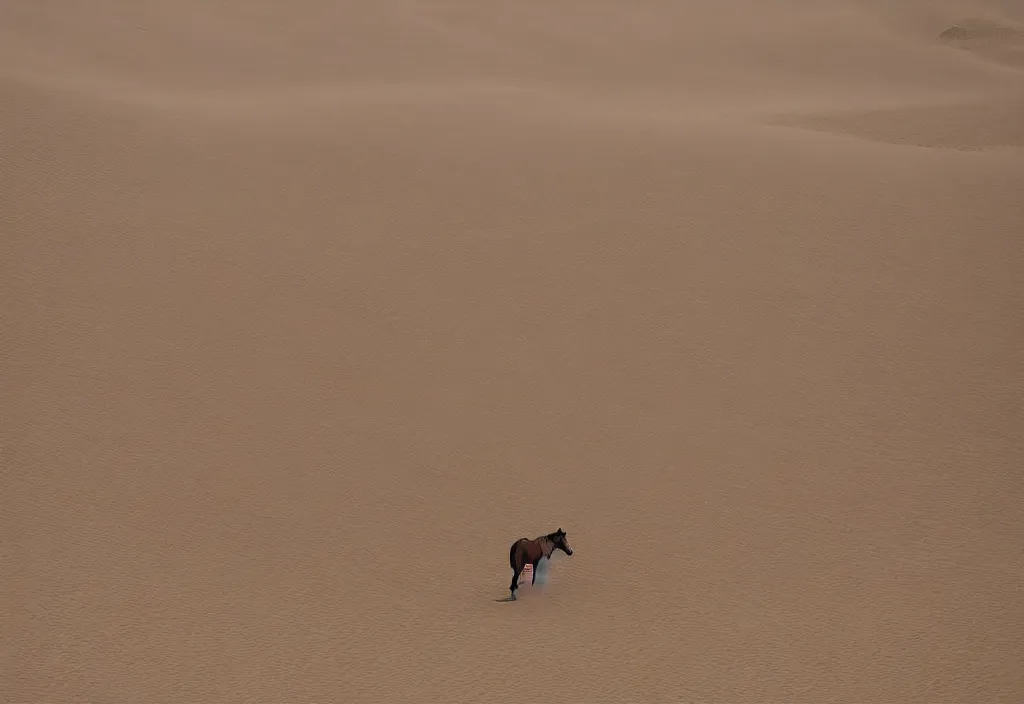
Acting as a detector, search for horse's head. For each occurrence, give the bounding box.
[552,528,573,556]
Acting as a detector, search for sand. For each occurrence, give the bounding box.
[3,1,1023,702]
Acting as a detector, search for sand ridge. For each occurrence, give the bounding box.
[4,1,1023,703]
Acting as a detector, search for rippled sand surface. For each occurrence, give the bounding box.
[5,1,1023,702]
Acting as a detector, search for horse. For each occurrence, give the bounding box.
[508,528,573,600]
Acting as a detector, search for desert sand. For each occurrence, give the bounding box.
[4,1,1023,702]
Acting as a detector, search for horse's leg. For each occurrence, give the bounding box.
[509,567,522,600]
[531,559,540,584]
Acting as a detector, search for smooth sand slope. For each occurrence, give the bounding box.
[4,1,1023,702]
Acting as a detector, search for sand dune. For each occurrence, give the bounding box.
[4,1,1023,703]
[768,92,1024,149]
[939,16,1024,66]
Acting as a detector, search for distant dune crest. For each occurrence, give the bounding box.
[939,17,1024,66]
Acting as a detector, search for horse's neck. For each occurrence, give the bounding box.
[538,537,554,558]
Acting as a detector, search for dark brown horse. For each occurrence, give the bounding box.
[508,528,573,600]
